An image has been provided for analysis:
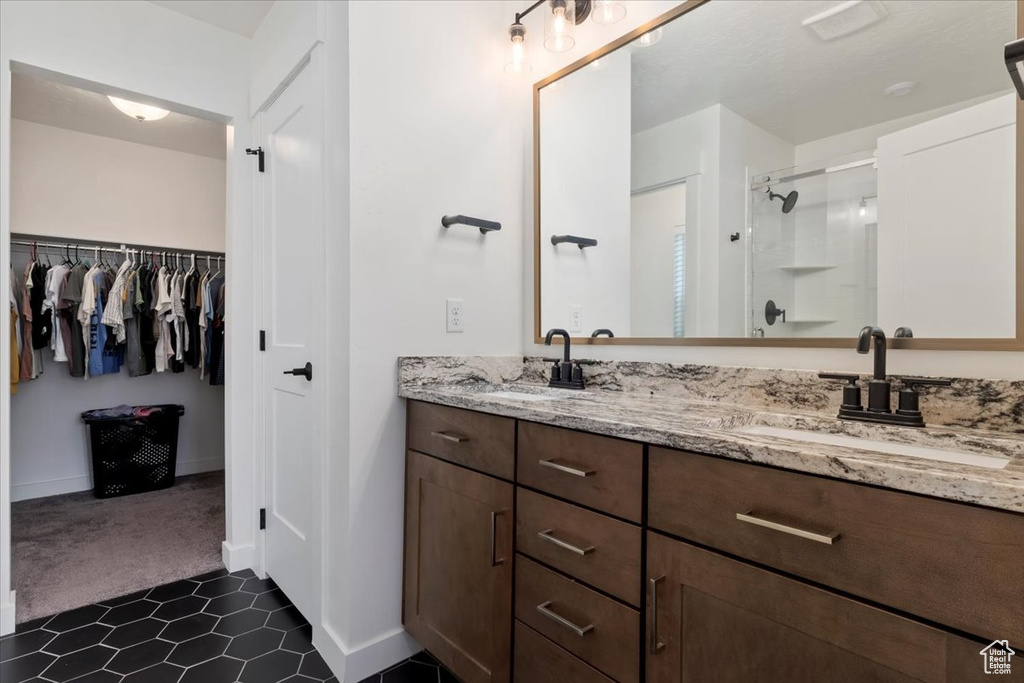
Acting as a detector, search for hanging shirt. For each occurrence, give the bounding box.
[44,264,70,363]
[101,260,132,343]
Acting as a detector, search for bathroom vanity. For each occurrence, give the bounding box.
[399,357,1024,683]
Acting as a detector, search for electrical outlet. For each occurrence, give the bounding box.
[570,305,582,333]
[446,298,464,333]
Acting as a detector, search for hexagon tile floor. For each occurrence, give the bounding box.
[0,568,460,683]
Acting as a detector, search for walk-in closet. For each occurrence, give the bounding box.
[6,71,229,624]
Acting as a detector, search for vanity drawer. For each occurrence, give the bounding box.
[648,447,1024,643]
[407,401,515,480]
[514,621,614,683]
[515,555,639,683]
[517,421,643,522]
[516,488,641,606]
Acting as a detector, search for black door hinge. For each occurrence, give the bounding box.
[246,147,265,173]
[259,330,266,351]
[259,508,266,530]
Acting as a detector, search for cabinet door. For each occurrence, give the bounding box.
[646,532,1019,683]
[404,450,514,683]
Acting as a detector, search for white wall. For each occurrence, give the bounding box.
[11,120,226,251]
[540,48,632,335]
[0,0,255,635]
[631,184,685,337]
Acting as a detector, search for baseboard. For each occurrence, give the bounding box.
[10,458,225,502]
[221,541,255,573]
[0,590,16,636]
[317,623,418,683]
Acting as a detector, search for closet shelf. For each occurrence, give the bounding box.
[778,264,836,273]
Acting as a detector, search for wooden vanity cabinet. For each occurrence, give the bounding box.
[646,532,1020,683]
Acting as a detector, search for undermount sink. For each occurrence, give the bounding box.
[482,390,560,402]
[737,423,1012,470]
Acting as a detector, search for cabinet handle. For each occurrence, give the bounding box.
[431,431,467,444]
[538,529,595,556]
[736,511,839,545]
[538,459,595,477]
[649,575,665,655]
[536,601,594,637]
[490,510,505,566]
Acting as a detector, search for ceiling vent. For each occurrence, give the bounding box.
[802,1,888,41]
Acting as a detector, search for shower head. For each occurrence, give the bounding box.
[767,189,799,214]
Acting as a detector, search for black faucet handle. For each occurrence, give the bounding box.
[542,357,562,363]
[897,377,953,389]
[818,372,860,385]
[573,359,597,365]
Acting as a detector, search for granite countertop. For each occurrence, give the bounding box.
[398,369,1024,514]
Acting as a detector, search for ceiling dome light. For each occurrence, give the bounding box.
[544,0,576,53]
[636,27,663,47]
[592,0,626,24]
[107,95,170,122]
[504,21,532,76]
[883,81,917,97]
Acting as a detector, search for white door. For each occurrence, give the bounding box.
[261,61,322,622]
[876,94,1016,338]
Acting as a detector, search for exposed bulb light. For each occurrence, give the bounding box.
[592,0,626,25]
[544,0,576,53]
[504,21,532,76]
[636,27,663,47]
[859,198,868,217]
[107,95,170,122]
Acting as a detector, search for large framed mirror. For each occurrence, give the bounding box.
[534,0,1023,349]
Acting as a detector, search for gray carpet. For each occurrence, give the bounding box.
[12,471,225,623]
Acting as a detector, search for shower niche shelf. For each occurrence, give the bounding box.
[778,264,837,273]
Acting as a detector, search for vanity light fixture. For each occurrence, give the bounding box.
[544,0,576,53]
[591,0,626,25]
[505,21,532,75]
[636,27,663,47]
[107,95,169,122]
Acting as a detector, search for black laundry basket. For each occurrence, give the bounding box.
[81,405,185,498]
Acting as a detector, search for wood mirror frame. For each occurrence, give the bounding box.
[533,0,1024,350]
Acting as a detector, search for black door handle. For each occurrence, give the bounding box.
[283,362,313,381]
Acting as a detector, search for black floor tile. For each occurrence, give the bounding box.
[121,662,186,683]
[238,648,303,683]
[12,616,52,633]
[299,649,333,679]
[0,629,56,662]
[65,669,122,683]
[106,638,175,674]
[239,576,277,595]
[178,655,243,683]
[98,588,151,608]
[39,643,116,682]
[152,595,208,621]
[204,590,256,616]
[252,588,292,612]
[159,613,219,642]
[103,617,165,649]
[166,632,231,666]
[99,598,159,626]
[195,575,245,598]
[382,660,445,683]
[214,608,268,637]
[281,624,314,654]
[226,627,285,660]
[0,650,57,682]
[147,579,199,603]
[41,623,113,656]
[191,568,230,582]
[266,604,306,631]
[44,604,108,632]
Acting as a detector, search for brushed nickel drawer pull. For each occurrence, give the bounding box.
[536,601,594,637]
[490,510,506,567]
[431,431,467,444]
[736,511,839,545]
[538,459,595,477]
[649,575,665,655]
[538,529,595,556]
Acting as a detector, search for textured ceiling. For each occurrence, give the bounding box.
[146,0,274,38]
[11,73,227,160]
[628,0,1016,143]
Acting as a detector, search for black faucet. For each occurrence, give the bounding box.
[857,326,890,413]
[591,329,614,338]
[544,328,585,390]
[819,326,951,427]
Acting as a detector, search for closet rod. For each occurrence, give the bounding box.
[9,233,226,260]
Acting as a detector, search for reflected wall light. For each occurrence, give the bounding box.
[107,96,169,121]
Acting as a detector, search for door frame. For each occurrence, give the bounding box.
[252,45,328,634]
